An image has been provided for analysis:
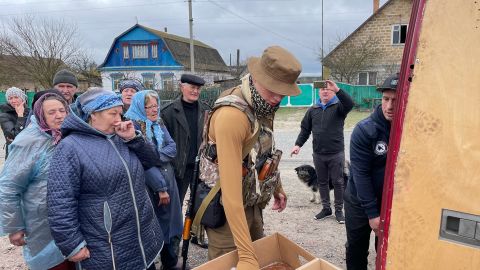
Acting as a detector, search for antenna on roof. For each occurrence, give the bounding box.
[135,16,138,24]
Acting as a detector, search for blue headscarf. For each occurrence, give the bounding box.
[124,90,164,149]
[75,88,123,121]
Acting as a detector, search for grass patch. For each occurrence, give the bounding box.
[276,107,370,129]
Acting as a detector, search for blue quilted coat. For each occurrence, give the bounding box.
[47,109,164,270]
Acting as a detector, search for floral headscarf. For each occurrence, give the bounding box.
[33,93,68,145]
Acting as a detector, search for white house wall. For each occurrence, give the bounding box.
[101,70,233,91]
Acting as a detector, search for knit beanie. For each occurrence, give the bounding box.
[6,87,27,102]
[53,69,78,87]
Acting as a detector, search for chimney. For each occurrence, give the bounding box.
[373,0,380,13]
[164,27,168,33]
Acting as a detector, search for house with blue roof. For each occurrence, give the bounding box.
[99,24,231,91]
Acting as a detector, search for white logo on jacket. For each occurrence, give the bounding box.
[374,141,388,155]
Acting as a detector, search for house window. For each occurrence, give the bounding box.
[161,73,174,91]
[143,73,155,89]
[358,72,377,85]
[111,73,123,91]
[123,45,129,59]
[392,24,408,45]
[152,44,158,58]
[132,44,148,59]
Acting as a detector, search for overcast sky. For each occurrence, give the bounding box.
[0,0,388,75]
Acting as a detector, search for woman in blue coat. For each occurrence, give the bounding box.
[125,90,183,269]
[0,93,71,270]
[47,88,163,270]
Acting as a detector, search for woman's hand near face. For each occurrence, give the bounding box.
[115,120,136,140]
[14,100,25,117]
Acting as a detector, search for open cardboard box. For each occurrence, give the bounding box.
[194,233,340,270]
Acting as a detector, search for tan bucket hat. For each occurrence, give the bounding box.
[247,46,302,96]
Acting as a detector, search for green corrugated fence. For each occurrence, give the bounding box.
[279,83,379,110]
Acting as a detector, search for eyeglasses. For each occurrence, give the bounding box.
[144,104,158,110]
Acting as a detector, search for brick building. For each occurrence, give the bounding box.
[323,0,413,85]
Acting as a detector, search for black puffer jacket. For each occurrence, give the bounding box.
[0,103,30,157]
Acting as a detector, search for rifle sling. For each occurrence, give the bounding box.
[191,181,220,236]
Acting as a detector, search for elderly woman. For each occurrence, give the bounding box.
[0,93,70,270]
[125,90,183,270]
[47,88,163,270]
[0,87,31,158]
[119,80,144,113]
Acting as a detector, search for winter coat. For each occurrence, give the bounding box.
[47,110,164,270]
[0,103,30,157]
[136,121,183,243]
[0,116,64,270]
[161,96,210,180]
[346,105,391,219]
[295,89,354,154]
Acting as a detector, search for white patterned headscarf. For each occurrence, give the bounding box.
[6,87,27,103]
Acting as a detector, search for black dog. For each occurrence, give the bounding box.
[294,161,350,204]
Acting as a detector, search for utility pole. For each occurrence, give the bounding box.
[188,0,195,72]
[321,0,324,80]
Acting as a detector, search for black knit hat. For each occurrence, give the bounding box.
[53,69,78,87]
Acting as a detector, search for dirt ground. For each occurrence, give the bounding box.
[0,110,376,270]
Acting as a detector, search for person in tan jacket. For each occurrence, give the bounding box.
[203,46,302,270]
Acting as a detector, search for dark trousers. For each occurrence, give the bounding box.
[312,151,345,211]
[177,164,195,205]
[160,241,179,269]
[344,191,377,270]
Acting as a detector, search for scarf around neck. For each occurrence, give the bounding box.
[249,75,279,118]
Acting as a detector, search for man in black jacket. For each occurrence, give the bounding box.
[344,74,398,270]
[161,74,210,249]
[291,80,354,223]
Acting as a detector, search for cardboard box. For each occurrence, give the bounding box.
[194,233,340,270]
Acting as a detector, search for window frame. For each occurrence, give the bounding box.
[358,71,378,86]
[391,24,408,45]
[151,43,158,59]
[122,45,129,59]
[132,44,148,59]
[142,73,155,90]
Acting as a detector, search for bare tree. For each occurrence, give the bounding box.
[321,35,381,84]
[70,52,102,87]
[0,16,82,88]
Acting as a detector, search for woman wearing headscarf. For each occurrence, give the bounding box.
[47,88,163,270]
[0,87,31,158]
[119,80,144,114]
[125,90,183,270]
[0,93,71,270]
[25,89,66,126]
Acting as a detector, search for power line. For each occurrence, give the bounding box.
[205,0,316,52]
[0,1,183,17]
